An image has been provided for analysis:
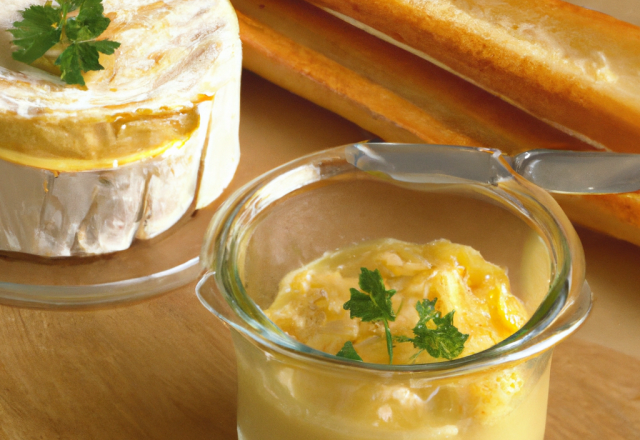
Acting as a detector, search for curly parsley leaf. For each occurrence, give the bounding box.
[396,298,469,361]
[9,4,62,64]
[336,341,363,362]
[56,40,119,84]
[9,0,120,86]
[343,269,468,364]
[344,268,396,323]
[62,0,84,13]
[344,268,396,364]
[65,0,111,41]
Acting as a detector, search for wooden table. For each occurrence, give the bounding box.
[0,72,638,439]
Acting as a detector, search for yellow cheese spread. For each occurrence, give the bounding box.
[237,239,549,440]
[266,238,528,364]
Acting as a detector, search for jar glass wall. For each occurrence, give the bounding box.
[197,145,591,440]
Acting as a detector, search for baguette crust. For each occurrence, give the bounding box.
[554,192,640,247]
[235,0,595,154]
[240,13,468,145]
[310,0,640,153]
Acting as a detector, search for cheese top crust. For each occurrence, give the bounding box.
[0,0,240,118]
[0,0,241,169]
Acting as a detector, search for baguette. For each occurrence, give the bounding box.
[234,0,640,247]
[234,0,594,154]
[309,0,640,154]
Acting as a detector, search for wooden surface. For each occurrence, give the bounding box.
[0,71,638,439]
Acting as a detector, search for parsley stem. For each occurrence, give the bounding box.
[383,319,393,364]
[60,4,68,37]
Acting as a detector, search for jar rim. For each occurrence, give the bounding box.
[197,144,591,377]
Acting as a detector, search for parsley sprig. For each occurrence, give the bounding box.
[396,298,469,361]
[338,268,469,364]
[343,268,397,364]
[9,0,120,86]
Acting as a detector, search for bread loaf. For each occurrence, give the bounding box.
[234,0,597,154]
[309,0,640,154]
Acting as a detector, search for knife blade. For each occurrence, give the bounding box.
[346,142,640,194]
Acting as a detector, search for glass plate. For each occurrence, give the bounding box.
[0,203,218,308]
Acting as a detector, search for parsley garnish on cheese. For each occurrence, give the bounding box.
[9,0,120,86]
[338,268,468,364]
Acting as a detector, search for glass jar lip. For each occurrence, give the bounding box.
[197,144,591,376]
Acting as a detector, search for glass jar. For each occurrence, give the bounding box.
[197,144,591,440]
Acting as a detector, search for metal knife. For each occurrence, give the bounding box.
[346,142,640,194]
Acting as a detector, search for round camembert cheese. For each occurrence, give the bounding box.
[0,0,242,256]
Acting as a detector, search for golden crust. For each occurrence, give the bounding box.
[309,0,640,153]
[235,0,594,154]
[554,192,640,247]
[240,13,466,145]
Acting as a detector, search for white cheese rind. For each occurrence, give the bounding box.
[0,82,241,256]
[196,77,241,209]
[0,120,201,257]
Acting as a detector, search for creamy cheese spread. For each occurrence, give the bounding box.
[241,239,549,440]
[266,238,528,364]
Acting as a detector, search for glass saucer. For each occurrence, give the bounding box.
[0,203,218,308]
